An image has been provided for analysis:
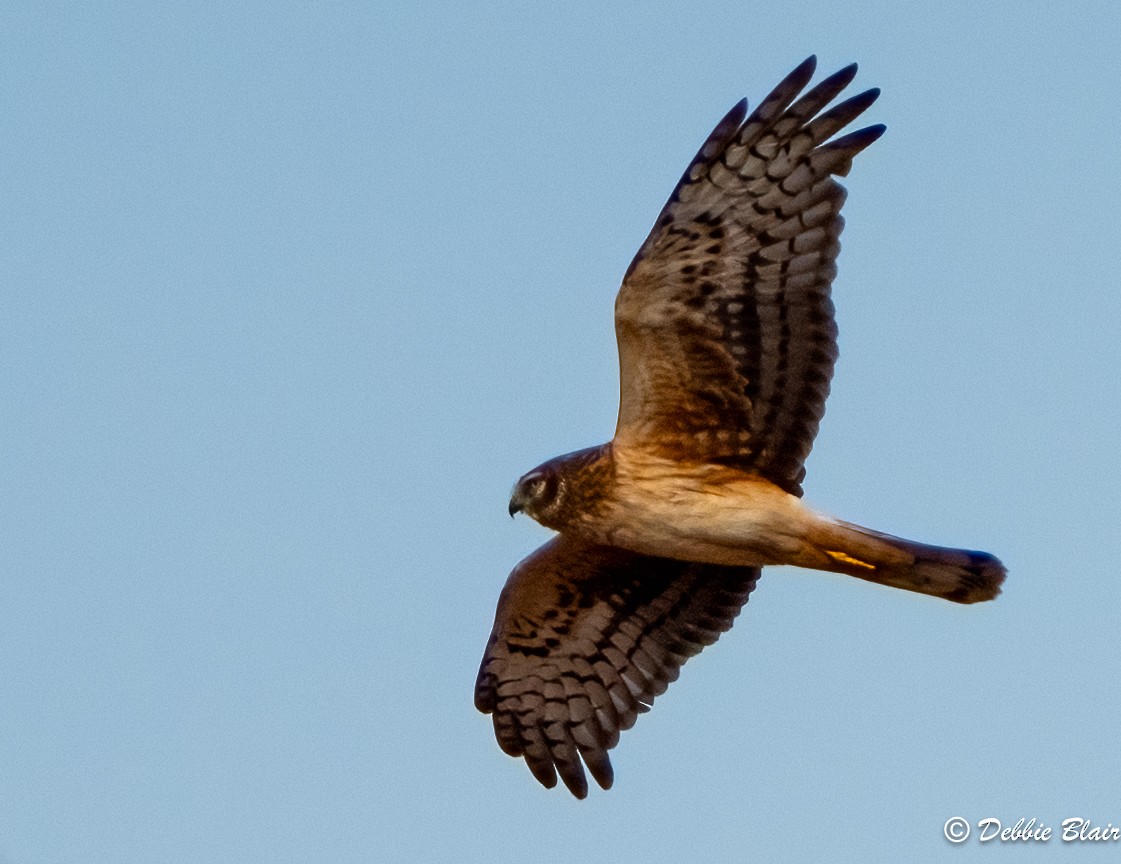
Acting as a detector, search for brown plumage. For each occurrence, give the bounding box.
[476,56,1005,798]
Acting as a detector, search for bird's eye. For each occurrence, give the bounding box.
[522,471,557,503]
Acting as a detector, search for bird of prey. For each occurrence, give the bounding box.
[475,56,1005,799]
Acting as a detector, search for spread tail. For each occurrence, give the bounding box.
[805,519,1005,604]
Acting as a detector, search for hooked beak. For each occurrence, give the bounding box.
[508,496,524,518]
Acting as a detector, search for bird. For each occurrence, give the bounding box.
[474,56,1005,799]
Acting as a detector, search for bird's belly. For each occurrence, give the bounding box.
[596,469,814,567]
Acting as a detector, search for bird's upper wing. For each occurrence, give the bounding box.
[474,535,759,798]
[614,57,884,496]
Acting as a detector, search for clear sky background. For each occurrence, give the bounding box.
[2,1,1119,862]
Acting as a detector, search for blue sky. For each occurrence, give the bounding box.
[3,1,1119,861]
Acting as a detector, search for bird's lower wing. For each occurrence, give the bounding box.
[474,535,759,798]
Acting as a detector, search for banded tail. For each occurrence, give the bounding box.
[807,519,1005,604]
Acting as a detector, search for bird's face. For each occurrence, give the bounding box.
[509,465,562,521]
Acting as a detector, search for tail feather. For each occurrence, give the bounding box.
[808,519,1005,604]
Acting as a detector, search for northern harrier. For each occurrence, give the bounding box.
[475,57,1005,798]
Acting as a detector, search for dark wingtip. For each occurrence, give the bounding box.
[473,680,494,713]
[789,54,818,87]
[826,122,888,153]
[718,97,749,134]
[865,122,888,142]
[559,767,589,799]
[822,61,859,91]
[527,759,559,790]
[583,748,615,791]
[852,87,881,109]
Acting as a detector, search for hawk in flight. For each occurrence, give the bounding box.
[475,57,1005,798]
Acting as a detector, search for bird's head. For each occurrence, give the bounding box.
[508,446,607,530]
[508,463,564,524]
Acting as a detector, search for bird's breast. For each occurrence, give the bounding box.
[589,450,814,567]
